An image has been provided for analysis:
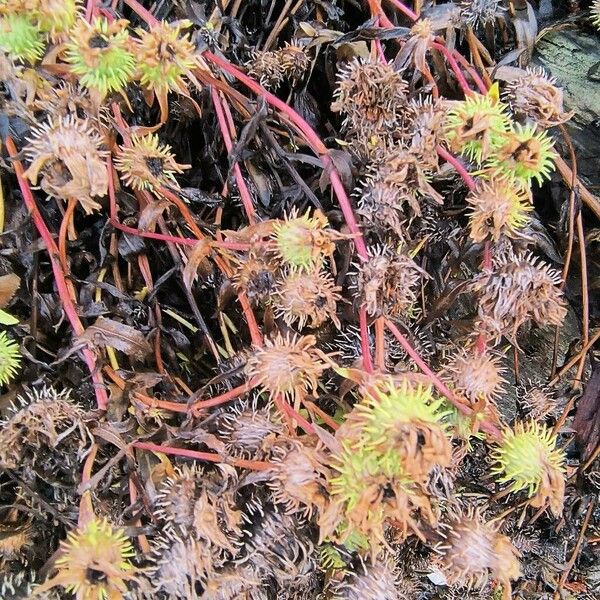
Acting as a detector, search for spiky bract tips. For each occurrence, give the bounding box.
[36,0,80,41]
[591,1,600,30]
[444,88,510,164]
[443,348,506,405]
[487,123,556,187]
[0,330,20,385]
[38,518,135,599]
[272,208,335,270]
[466,178,532,242]
[64,17,135,98]
[436,506,520,594]
[114,134,189,193]
[273,267,341,329]
[473,252,566,341]
[23,115,108,213]
[491,420,566,515]
[245,333,331,402]
[0,14,45,64]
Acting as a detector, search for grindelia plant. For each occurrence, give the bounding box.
[64,17,135,99]
[36,518,135,599]
[490,420,566,516]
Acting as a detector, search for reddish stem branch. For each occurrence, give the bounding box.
[190,379,256,411]
[452,48,488,95]
[430,42,474,96]
[384,0,418,21]
[436,145,476,190]
[6,137,109,410]
[132,441,272,471]
[385,318,501,438]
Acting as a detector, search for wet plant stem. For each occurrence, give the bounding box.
[6,136,109,410]
[132,441,272,471]
[436,145,476,190]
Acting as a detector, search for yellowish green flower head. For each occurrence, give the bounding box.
[0,14,45,64]
[490,420,565,497]
[0,331,20,385]
[64,17,135,98]
[486,123,556,187]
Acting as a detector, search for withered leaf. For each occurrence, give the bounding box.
[573,367,600,462]
[138,198,172,231]
[79,317,151,361]
[183,239,213,290]
[319,148,354,192]
[0,273,20,309]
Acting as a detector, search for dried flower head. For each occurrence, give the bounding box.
[0,386,89,469]
[517,380,561,421]
[0,330,20,386]
[354,245,424,317]
[487,123,556,186]
[273,268,341,329]
[327,554,402,600]
[444,88,511,163]
[436,506,520,593]
[272,209,336,270]
[0,14,45,64]
[278,41,310,82]
[443,348,506,404]
[473,252,567,341]
[245,333,330,402]
[217,404,283,459]
[466,177,532,242]
[0,520,33,562]
[36,0,80,41]
[504,67,572,128]
[246,49,283,89]
[114,134,190,193]
[356,179,409,240]
[38,518,135,599]
[332,58,408,130]
[23,115,108,213]
[64,17,135,98]
[135,20,197,120]
[491,420,566,515]
[230,251,277,306]
[34,82,97,121]
[267,437,331,517]
[459,0,506,28]
[405,98,446,170]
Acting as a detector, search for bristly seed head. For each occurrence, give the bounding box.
[0,330,21,386]
[0,14,45,64]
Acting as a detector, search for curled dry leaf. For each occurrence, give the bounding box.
[79,317,152,361]
[0,273,20,308]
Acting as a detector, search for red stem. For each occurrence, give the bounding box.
[132,441,272,470]
[6,137,109,410]
[436,145,476,190]
[430,42,474,96]
[190,379,256,411]
[452,49,488,95]
[385,0,418,21]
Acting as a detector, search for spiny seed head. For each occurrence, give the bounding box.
[272,208,335,270]
[0,521,33,562]
[486,123,556,187]
[135,20,196,94]
[268,437,331,517]
[353,245,424,317]
[35,82,98,121]
[114,134,189,193]
[273,267,341,329]
[230,252,276,306]
[466,177,532,242]
[354,377,452,482]
[36,0,80,41]
[437,506,521,592]
[443,348,507,404]
[332,58,408,129]
[517,380,561,421]
[459,0,506,28]
[246,49,284,89]
[23,115,108,213]
[38,518,135,600]
[444,87,511,164]
[278,41,310,81]
[64,17,135,98]
[0,14,45,63]
[504,66,572,128]
[473,252,567,341]
[0,330,20,385]
[245,333,331,402]
[491,420,566,515]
